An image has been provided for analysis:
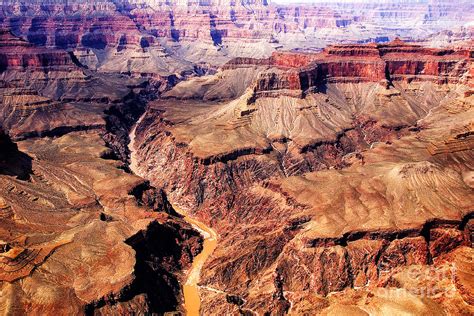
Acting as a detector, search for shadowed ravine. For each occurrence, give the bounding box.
[129,112,218,315]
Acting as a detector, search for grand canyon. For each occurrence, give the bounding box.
[0,0,473,315]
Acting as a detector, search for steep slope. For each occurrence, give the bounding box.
[0,27,205,314]
[0,127,31,180]
[0,28,183,164]
[0,28,139,139]
[0,131,203,314]
[0,1,472,314]
[130,42,474,314]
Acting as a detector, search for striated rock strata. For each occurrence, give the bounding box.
[0,2,473,313]
[0,0,473,70]
[130,41,474,314]
[0,131,202,314]
[0,27,202,314]
[224,40,471,98]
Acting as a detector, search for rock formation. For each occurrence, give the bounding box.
[130,41,474,314]
[0,129,203,314]
[0,25,199,315]
[0,0,472,70]
[222,41,471,98]
[0,1,473,315]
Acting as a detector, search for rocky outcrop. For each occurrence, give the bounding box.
[129,39,474,314]
[88,218,202,314]
[427,123,474,155]
[0,2,473,315]
[0,131,202,315]
[0,25,201,313]
[0,29,78,72]
[0,127,16,159]
[224,40,472,98]
[278,215,472,296]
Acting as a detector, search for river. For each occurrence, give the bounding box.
[128,112,218,315]
[173,205,218,316]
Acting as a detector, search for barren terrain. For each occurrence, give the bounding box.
[0,0,472,315]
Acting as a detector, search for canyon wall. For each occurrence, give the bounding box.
[0,130,205,314]
[0,1,472,315]
[0,16,207,313]
[222,41,472,98]
[0,34,203,312]
[130,40,474,314]
[0,27,173,157]
[0,0,472,71]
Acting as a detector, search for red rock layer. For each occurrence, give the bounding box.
[0,130,203,314]
[121,1,274,44]
[1,0,472,55]
[224,40,472,97]
[131,97,474,314]
[0,29,78,72]
[0,1,138,49]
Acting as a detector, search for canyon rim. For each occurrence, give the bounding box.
[0,0,473,315]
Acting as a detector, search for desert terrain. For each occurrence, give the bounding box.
[0,0,473,315]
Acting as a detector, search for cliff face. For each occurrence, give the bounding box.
[223,41,472,98]
[0,130,203,314]
[0,0,472,69]
[0,28,162,150]
[0,28,75,76]
[121,0,474,48]
[0,1,473,315]
[0,29,78,71]
[0,127,16,158]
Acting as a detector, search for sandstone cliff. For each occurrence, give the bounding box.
[0,129,203,314]
[222,41,472,98]
[0,2,473,315]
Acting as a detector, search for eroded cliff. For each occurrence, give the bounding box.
[0,25,202,315]
[129,42,474,314]
[1,0,472,71]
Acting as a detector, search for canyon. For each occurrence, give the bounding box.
[0,0,473,315]
[1,0,473,72]
[130,41,474,315]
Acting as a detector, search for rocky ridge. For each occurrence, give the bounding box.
[0,25,203,314]
[222,41,471,98]
[0,1,472,314]
[129,41,474,314]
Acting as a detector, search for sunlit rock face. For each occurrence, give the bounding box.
[130,40,474,314]
[224,41,471,98]
[0,130,204,315]
[0,28,131,141]
[0,0,472,69]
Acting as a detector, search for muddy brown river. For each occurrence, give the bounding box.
[129,113,218,315]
